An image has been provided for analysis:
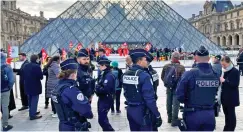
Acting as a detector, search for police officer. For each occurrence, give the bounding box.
[145,52,159,99]
[144,52,160,131]
[76,49,95,103]
[122,49,162,131]
[95,57,115,131]
[52,59,93,131]
[176,46,219,131]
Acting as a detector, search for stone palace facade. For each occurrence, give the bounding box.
[1,0,48,50]
[189,1,243,49]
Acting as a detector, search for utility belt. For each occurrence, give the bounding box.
[67,113,91,131]
[96,93,113,98]
[124,101,144,106]
[183,106,214,112]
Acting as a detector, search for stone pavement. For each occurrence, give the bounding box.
[8,61,243,131]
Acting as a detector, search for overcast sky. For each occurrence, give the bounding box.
[16,0,242,19]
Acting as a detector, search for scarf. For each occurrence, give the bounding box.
[222,64,233,72]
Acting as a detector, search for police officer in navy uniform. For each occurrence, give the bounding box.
[176,46,219,131]
[76,49,95,103]
[52,59,93,131]
[145,52,159,100]
[95,57,115,131]
[144,52,160,131]
[122,49,162,131]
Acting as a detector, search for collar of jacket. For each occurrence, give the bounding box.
[171,59,180,64]
[59,79,77,86]
[131,65,144,70]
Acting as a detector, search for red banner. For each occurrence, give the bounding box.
[76,43,83,51]
[8,45,12,57]
[41,48,48,62]
[62,48,67,60]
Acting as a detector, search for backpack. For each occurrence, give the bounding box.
[163,64,178,88]
[1,65,9,90]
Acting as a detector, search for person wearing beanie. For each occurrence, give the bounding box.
[1,52,14,131]
[52,59,93,131]
[76,49,96,103]
[161,51,185,127]
[95,58,115,131]
[110,61,123,114]
[176,46,219,131]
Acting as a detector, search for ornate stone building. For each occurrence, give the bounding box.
[189,1,243,49]
[1,0,48,50]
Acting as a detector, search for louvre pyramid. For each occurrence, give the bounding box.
[20,0,224,56]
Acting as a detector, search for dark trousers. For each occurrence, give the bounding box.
[45,97,49,106]
[51,100,56,114]
[98,97,114,131]
[166,88,180,122]
[111,90,121,112]
[20,83,28,106]
[223,106,236,131]
[28,95,39,117]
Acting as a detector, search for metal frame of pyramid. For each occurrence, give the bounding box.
[20,0,225,56]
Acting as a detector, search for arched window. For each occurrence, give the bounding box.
[230,22,234,30]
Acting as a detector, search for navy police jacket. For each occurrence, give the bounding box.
[96,68,115,96]
[176,63,219,109]
[53,79,93,122]
[77,64,95,98]
[123,65,160,117]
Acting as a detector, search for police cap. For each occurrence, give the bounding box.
[98,57,111,65]
[145,52,154,63]
[129,49,148,63]
[60,59,78,70]
[77,49,89,58]
[196,46,209,56]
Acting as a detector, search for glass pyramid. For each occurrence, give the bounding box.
[20,0,224,56]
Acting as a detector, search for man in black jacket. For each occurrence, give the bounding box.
[13,53,29,111]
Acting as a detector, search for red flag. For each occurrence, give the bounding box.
[62,48,67,60]
[8,45,12,57]
[6,57,13,64]
[69,41,73,49]
[76,43,83,51]
[41,48,48,62]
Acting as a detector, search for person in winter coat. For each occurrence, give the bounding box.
[13,53,29,111]
[23,54,43,120]
[43,57,51,109]
[110,61,123,114]
[220,56,240,131]
[1,52,14,131]
[46,56,61,117]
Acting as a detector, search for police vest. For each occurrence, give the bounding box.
[52,84,86,125]
[122,69,144,105]
[187,68,219,109]
[97,70,115,95]
[150,70,159,90]
[78,70,95,98]
[1,65,10,92]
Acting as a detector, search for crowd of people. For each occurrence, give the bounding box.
[0,45,241,131]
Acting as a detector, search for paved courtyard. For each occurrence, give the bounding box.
[8,61,243,131]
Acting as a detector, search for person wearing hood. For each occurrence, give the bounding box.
[76,49,95,103]
[211,55,222,78]
[220,56,240,131]
[161,51,185,127]
[1,52,14,131]
[23,54,43,120]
